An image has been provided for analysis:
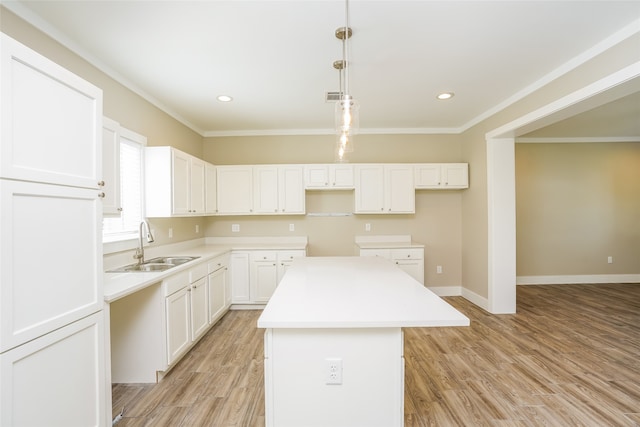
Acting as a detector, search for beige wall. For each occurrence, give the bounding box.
[459,30,640,298]
[516,142,640,276]
[204,134,466,288]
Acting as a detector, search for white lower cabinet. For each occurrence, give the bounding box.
[190,264,209,342]
[110,256,232,383]
[251,251,279,303]
[360,247,424,284]
[0,311,107,427]
[232,249,306,304]
[207,254,230,325]
[165,285,191,366]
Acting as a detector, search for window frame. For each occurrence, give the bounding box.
[102,123,147,255]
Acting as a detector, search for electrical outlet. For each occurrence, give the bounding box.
[608,256,613,264]
[195,224,200,233]
[365,223,371,232]
[289,223,295,232]
[168,228,173,238]
[232,224,240,232]
[437,265,443,274]
[325,358,342,385]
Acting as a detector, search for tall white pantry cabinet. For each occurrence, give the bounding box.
[0,33,109,426]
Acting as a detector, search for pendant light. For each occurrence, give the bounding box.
[333,0,358,162]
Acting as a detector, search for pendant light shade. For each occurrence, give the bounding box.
[335,95,359,135]
[332,0,358,162]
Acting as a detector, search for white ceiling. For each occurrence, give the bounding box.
[5,0,640,137]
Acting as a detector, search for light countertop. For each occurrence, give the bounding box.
[257,256,469,329]
[104,240,307,303]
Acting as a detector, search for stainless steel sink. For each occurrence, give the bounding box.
[144,256,198,266]
[107,256,199,273]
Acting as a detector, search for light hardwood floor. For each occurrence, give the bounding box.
[112,283,640,426]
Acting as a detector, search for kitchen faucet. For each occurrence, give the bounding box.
[133,220,155,264]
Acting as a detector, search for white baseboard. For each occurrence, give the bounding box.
[427,286,462,296]
[517,274,640,285]
[461,287,489,311]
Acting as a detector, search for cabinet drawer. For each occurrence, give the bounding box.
[392,248,423,260]
[189,262,208,283]
[360,248,391,259]
[207,256,226,274]
[277,250,305,262]
[251,250,277,262]
[163,271,189,296]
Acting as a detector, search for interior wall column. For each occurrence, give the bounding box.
[486,137,516,314]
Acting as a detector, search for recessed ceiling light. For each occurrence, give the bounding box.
[437,92,454,100]
[217,95,233,102]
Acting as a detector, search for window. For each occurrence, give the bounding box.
[103,125,147,251]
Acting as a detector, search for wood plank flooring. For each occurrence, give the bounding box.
[112,283,640,426]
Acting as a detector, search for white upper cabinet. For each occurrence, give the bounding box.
[0,33,102,189]
[414,163,468,189]
[205,163,217,215]
[217,165,254,214]
[355,164,415,214]
[145,146,209,217]
[254,165,305,215]
[304,164,354,189]
[101,117,121,216]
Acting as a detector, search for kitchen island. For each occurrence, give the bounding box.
[257,256,469,427]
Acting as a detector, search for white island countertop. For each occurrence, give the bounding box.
[258,256,469,329]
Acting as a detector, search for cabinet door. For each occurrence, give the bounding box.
[414,164,442,189]
[0,312,107,427]
[276,250,305,284]
[279,165,305,214]
[190,277,209,341]
[190,157,206,214]
[252,261,278,302]
[394,260,424,284]
[304,165,330,188]
[208,267,226,324]
[230,252,251,302]
[331,164,355,188]
[354,164,385,213]
[385,165,415,213]
[0,34,102,189]
[253,166,279,213]
[0,180,102,352]
[217,166,253,214]
[205,163,217,214]
[165,288,191,365]
[171,149,191,215]
[442,163,469,188]
[101,117,121,216]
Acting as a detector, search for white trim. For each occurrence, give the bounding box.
[516,137,640,143]
[203,127,463,138]
[517,274,640,285]
[464,18,640,133]
[461,288,488,312]
[427,286,462,297]
[487,62,640,139]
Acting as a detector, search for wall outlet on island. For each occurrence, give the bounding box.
[325,358,342,385]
